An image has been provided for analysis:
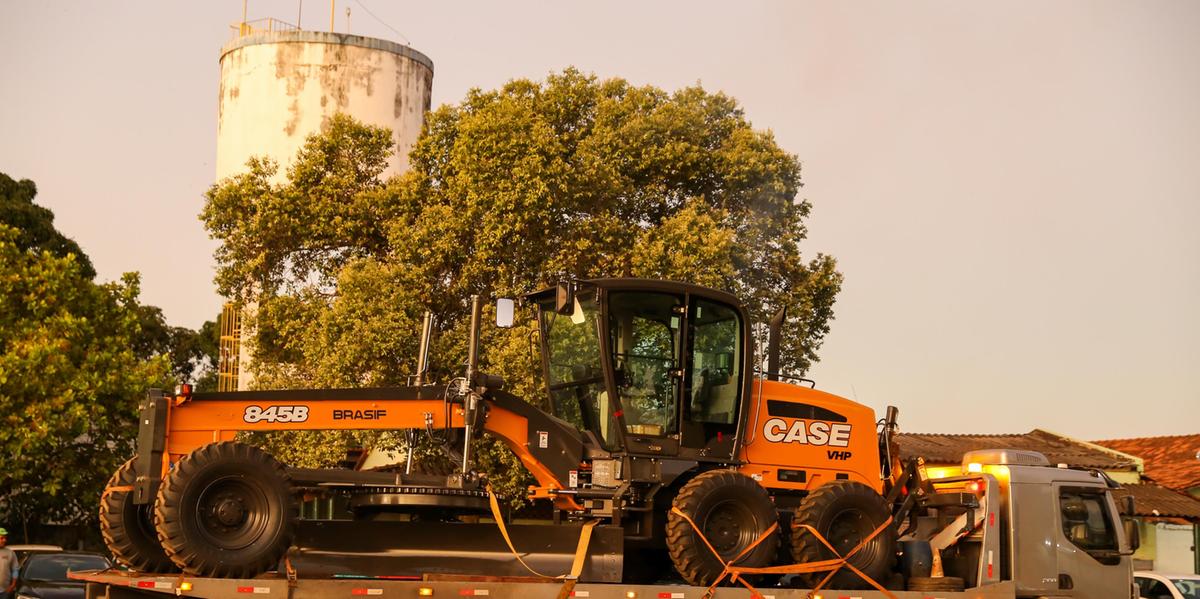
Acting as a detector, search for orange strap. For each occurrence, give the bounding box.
[670,506,899,599]
[669,507,780,598]
[485,485,597,599]
[100,484,134,503]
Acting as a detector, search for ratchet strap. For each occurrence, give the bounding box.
[100,484,134,502]
[486,485,598,599]
[670,507,898,599]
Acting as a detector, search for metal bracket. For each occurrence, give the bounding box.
[133,389,169,505]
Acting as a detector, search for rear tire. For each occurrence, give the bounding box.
[665,470,779,586]
[154,442,296,578]
[791,480,896,589]
[99,458,179,573]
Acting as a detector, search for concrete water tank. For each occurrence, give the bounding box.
[216,30,433,181]
[215,30,433,390]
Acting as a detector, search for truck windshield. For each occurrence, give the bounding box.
[539,294,620,448]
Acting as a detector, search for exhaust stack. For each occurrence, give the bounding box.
[766,306,786,381]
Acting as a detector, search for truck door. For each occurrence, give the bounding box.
[1053,484,1132,599]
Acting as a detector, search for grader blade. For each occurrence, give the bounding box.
[286,520,625,582]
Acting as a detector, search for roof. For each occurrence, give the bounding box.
[1093,434,1200,491]
[897,429,1141,470]
[1112,482,1200,520]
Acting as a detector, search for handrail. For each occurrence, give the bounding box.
[230,18,300,39]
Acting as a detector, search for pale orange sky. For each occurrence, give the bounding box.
[1,1,1196,438]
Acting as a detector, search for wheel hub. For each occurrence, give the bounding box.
[706,511,740,552]
[829,509,870,556]
[213,495,247,527]
[704,501,755,556]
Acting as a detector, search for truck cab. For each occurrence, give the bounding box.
[920,449,1137,598]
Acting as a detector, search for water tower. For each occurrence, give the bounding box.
[214,15,434,390]
[216,22,433,181]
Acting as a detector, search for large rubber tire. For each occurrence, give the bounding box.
[666,470,779,587]
[154,442,296,578]
[99,458,179,573]
[791,480,896,589]
[907,576,966,592]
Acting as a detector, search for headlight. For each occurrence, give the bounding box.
[17,593,39,599]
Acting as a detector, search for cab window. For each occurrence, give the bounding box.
[687,299,741,425]
[1059,489,1117,552]
[608,292,682,436]
[540,294,620,447]
[1136,578,1174,599]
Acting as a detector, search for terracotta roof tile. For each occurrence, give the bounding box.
[1111,482,1200,520]
[897,429,1139,470]
[1093,434,1200,492]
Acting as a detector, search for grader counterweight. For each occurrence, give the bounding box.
[101,279,900,588]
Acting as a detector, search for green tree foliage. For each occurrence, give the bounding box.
[133,306,221,391]
[203,70,842,503]
[0,172,213,540]
[1,173,95,279]
[0,224,171,535]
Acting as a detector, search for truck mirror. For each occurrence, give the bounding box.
[1123,516,1140,552]
[1122,495,1136,516]
[496,298,515,328]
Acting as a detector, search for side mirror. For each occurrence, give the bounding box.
[496,298,515,328]
[1122,495,1136,516]
[555,282,575,315]
[1123,517,1140,552]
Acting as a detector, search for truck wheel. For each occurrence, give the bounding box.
[907,576,965,591]
[791,480,896,589]
[154,442,296,578]
[99,458,179,573]
[666,470,779,586]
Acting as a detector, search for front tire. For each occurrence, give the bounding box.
[791,480,896,589]
[665,470,779,586]
[154,442,296,578]
[99,458,179,573]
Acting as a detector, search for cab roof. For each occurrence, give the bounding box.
[527,278,743,308]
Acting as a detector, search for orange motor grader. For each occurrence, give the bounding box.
[101,279,902,588]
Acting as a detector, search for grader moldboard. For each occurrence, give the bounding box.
[101,279,905,589]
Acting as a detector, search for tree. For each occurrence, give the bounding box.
[1,173,95,279]
[0,223,171,538]
[133,306,220,391]
[202,69,842,502]
[0,172,214,542]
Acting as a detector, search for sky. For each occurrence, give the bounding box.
[2,1,1197,440]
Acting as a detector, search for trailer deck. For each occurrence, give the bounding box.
[72,569,1017,599]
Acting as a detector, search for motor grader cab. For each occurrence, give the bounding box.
[101,278,902,589]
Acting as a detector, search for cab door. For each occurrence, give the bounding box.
[1053,484,1133,599]
[679,296,743,460]
[606,290,685,456]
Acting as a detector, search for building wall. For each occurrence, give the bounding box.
[1155,523,1198,574]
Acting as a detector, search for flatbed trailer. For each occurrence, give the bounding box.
[72,569,1018,599]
